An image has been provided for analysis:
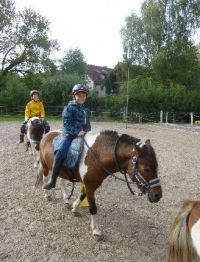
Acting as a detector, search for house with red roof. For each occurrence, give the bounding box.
[87,64,113,96]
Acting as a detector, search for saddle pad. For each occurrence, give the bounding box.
[53,134,84,169]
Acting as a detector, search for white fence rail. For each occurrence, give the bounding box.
[0,106,200,126]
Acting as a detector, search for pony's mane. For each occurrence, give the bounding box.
[100,130,140,145]
[119,133,140,145]
[100,130,119,140]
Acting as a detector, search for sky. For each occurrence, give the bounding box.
[14,0,144,68]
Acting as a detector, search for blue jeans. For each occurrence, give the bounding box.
[55,134,75,161]
[20,121,27,134]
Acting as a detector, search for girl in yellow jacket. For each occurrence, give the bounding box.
[18,90,50,143]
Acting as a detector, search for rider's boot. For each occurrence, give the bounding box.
[17,133,24,144]
[43,157,62,190]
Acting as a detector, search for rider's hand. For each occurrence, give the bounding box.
[78,130,86,137]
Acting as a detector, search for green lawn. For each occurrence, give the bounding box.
[0,115,62,122]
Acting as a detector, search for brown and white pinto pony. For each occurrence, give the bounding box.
[36,130,162,240]
[168,200,200,262]
[26,117,45,168]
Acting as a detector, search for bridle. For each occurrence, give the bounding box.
[129,155,161,192]
[113,137,160,195]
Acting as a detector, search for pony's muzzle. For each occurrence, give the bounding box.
[147,191,162,203]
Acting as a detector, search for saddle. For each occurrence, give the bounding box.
[53,134,84,169]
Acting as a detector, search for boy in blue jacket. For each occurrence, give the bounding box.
[43,84,91,190]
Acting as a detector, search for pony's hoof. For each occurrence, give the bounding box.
[94,234,104,242]
[64,202,71,209]
[72,211,81,217]
[34,163,38,169]
[45,195,52,201]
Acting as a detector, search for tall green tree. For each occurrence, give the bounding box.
[121,0,200,66]
[60,48,86,77]
[121,0,200,88]
[0,0,59,86]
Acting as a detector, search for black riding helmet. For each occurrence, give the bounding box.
[72,84,88,96]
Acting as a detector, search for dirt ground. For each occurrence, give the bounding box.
[1,121,200,262]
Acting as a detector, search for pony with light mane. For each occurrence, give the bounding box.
[168,200,200,262]
[36,130,162,240]
[26,116,45,168]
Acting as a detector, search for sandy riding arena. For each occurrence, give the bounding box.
[1,121,200,262]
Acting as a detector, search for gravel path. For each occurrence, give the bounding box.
[1,121,200,262]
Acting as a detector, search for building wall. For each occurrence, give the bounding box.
[86,76,106,96]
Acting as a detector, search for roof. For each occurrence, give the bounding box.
[87,64,113,85]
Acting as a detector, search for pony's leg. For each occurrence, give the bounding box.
[33,153,39,169]
[30,142,38,168]
[89,195,102,240]
[71,193,85,213]
[91,214,102,241]
[36,154,40,167]
[71,184,87,213]
[35,161,44,187]
[81,185,102,240]
[60,179,70,205]
[43,175,55,200]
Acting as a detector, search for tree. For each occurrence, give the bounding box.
[121,0,200,88]
[40,72,82,106]
[121,0,200,65]
[0,0,59,86]
[60,48,86,77]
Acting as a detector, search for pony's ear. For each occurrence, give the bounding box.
[145,139,151,145]
[135,141,146,157]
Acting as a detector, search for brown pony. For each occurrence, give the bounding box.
[36,130,162,240]
[168,200,200,262]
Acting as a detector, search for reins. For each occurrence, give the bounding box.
[114,136,140,196]
[83,136,140,196]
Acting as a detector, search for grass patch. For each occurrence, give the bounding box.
[0,115,61,122]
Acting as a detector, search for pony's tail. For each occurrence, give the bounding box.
[167,200,197,262]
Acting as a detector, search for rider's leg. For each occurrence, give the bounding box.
[43,135,75,190]
[18,121,27,143]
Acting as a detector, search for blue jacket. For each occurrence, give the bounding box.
[62,100,91,136]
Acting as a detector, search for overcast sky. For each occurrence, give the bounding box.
[14,0,144,68]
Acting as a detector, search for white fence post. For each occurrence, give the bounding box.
[190,112,193,126]
[160,110,163,123]
[165,112,168,123]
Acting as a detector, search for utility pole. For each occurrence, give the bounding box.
[125,66,129,129]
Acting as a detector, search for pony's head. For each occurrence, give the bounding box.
[128,139,162,203]
[28,117,45,149]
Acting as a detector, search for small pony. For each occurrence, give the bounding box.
[168,200,200,262]
[36,130,162,240]
[26,116,45,168]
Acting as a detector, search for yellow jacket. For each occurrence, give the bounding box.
[25,99,45,121]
